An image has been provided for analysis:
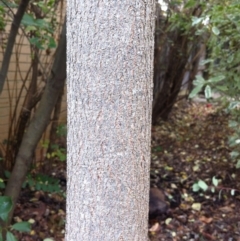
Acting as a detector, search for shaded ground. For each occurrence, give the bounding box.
[12,167,66,241]
[150,99,240,241]
[11,98,240,241]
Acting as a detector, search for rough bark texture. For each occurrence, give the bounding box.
[67,1,155,241]
[4,19,66,223]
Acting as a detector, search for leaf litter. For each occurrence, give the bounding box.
[10,99,240,241]
[150,99,240,241]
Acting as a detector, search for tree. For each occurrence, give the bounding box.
[188,0,240,167]
[0,0,62,171]
[151,1,205,123]
[4,19,66,224]
[66,1,155,240]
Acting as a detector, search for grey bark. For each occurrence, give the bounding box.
[67,1,155,241]
[4,19,66,223]
[0,0,30,94]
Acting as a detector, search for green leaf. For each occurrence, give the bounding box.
[212,26,220,35]
[184,0,196,9]
[235,139,240,144]
[212,176,218,187]
[21,14,50,29]
[230,151,239,159]
[229,121,238,128]
[231,189,235,196]
[189,84,204,98]
[59,153,66,161]
[28,178,35,187]
[25,25,37,32]
[192,183,200,192]
[48,37,57,49]
[229,101,240,110]
[29,37,44,50]
[198,180,208,191]
[42,184,48,192]
[21,13,35,26]
[35,19,50,29]
[227,55,234,63]
[204,85,212,99]
[207,75,225,83]
[193,75,205,86]
[12,222,31,232]
[200,59,214,65]
[192,16,203,26]
[229,136,238,147]
[0,196,12,222]
[236,160,240,169]
[6,231,17,241]
[215,85,228,92]
[36,182,41,191]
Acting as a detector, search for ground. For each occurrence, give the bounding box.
[149,99,240,241]
[12,99,240,241]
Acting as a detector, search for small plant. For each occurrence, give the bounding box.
[46,143,66,162]
[227,111,240,168]
[41,124,67,162]
[188,0,240,171]
[0,196,31,241]
[22,173,62,193]
[192,176,237,198]
[4,171,62,194]
[56,124,67,137]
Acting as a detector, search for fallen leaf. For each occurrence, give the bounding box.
[199,216,213,223]
[149,222,160,232]
[165,218,172,225]
[219,206,233,213]
[192,203,201,211]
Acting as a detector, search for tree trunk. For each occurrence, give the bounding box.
[4,19,66,224]
[66,1,155,241]
[6,48,42,170]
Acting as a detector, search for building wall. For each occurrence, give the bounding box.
[0,10,66,161]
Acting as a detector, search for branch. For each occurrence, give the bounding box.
[0,0,30,94]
